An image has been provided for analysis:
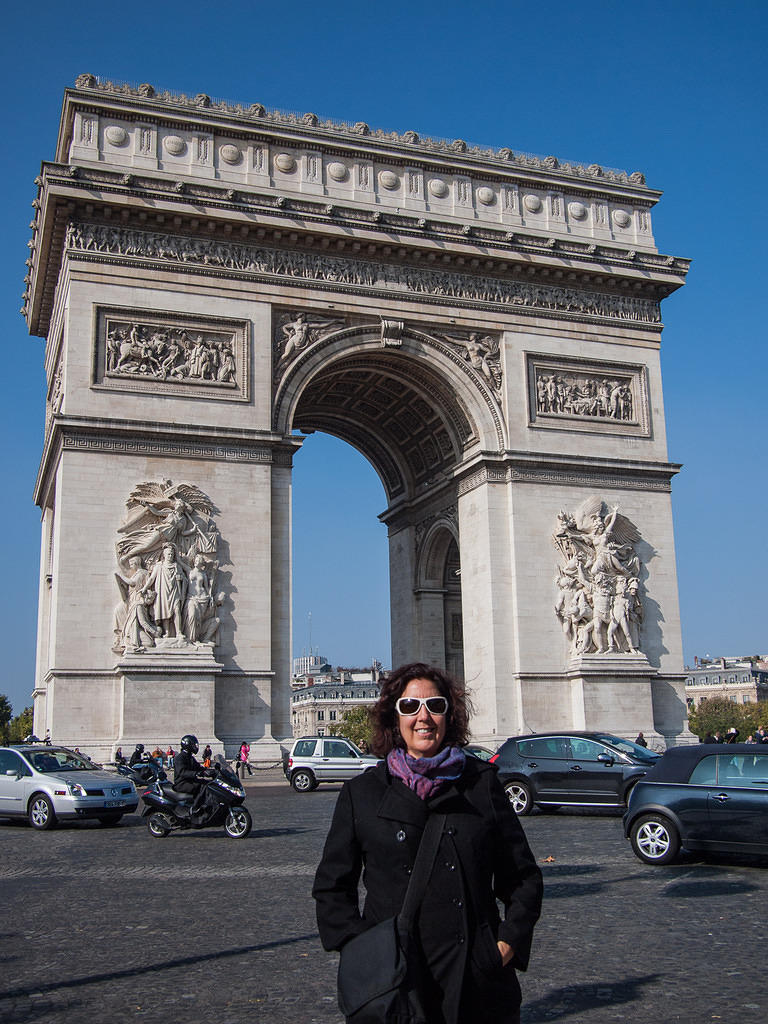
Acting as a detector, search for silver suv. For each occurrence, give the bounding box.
[0,745,138,829]
[284,736,381,792]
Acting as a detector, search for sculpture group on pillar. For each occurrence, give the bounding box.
[113,481,224,655]
[553,496,644,657]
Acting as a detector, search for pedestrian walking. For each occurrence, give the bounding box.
[236,740,252,778]
[313,662,543,1024]
[634,732,647,747]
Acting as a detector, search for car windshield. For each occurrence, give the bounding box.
[28,748,97,773]
[592,734,660,764]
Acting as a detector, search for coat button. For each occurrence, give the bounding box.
[445,862,456,871]
[396,829,407,842]
[447,826,456,836]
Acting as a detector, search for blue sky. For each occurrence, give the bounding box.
[1,0,766,713]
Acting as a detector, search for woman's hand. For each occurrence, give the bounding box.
[497,940,514,966]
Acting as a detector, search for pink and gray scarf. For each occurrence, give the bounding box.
[387,746,466,800]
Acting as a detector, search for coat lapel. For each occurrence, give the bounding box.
[373,764,429,826]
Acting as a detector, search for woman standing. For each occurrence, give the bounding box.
[236,740,252,778]
[313,663,542,1024]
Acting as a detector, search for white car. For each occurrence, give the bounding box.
[284,736,381,792]
[0,745,138,829]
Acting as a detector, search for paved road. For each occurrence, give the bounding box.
[1,771,767,1023]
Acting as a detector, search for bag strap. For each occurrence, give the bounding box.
[398,813,446,929]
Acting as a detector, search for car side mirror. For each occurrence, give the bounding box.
[597,753,614,766]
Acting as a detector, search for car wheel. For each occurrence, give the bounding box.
[630,814,680,865]
[147,812,171,838]
[98,814,123,827]
[291,770,316,793]
[224,807,252,839]
[29,793,56,830]
[504,780,532,816]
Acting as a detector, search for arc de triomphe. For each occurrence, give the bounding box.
[24,76,691,759]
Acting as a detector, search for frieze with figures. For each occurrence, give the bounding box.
[68,223,661,326]
[528,355,649,436]
[93,306,249,400]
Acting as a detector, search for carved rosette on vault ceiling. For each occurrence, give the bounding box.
[113,481,225,657]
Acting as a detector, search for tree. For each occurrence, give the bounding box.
[8,708,34,744]
[687,697,747,740]
[329,705,373,751]
[0,694,12,744]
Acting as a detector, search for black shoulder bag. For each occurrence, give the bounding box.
[336,812,446,1024]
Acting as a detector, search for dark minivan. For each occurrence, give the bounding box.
[491,731,660,815]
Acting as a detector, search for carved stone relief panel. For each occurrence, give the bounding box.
[273,309,346,374]
[93,306,249,401]
[438,331,502,392]
[527,353,650,436]
[113,481,225,655]
[553,496,645,658]
[68,223,662,326]
[46,356,64,434]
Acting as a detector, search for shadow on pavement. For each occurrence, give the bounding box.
[662,878,760,898]
[523,973,660,1022]
[0,932,319,1002]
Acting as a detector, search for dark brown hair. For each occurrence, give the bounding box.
[370,662,471,757]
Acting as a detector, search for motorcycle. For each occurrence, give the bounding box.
[116,758,168,787]
[141,761,252,839]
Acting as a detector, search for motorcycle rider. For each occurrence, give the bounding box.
[173,734,209,816]
[129,743,145,767]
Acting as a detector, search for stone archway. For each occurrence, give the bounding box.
[24,77,694,758]
[414,520,463,681]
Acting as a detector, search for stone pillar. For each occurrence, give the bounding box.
[116,650,223,753]
[457,476,519,742]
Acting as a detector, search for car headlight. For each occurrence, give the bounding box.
[68,782,87,797]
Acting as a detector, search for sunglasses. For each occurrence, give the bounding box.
[395,696,449,717]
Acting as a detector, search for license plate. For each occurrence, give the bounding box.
[104,800,123,807]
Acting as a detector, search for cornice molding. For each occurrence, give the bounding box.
[453,452,680,498]
[34,416,299,508]
[24,164,689,333]
[67,75,654,192]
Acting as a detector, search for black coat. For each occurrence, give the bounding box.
[173,750,202,793]
[313,757,543,1024]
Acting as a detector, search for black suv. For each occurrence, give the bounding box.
[492,732,660,815]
